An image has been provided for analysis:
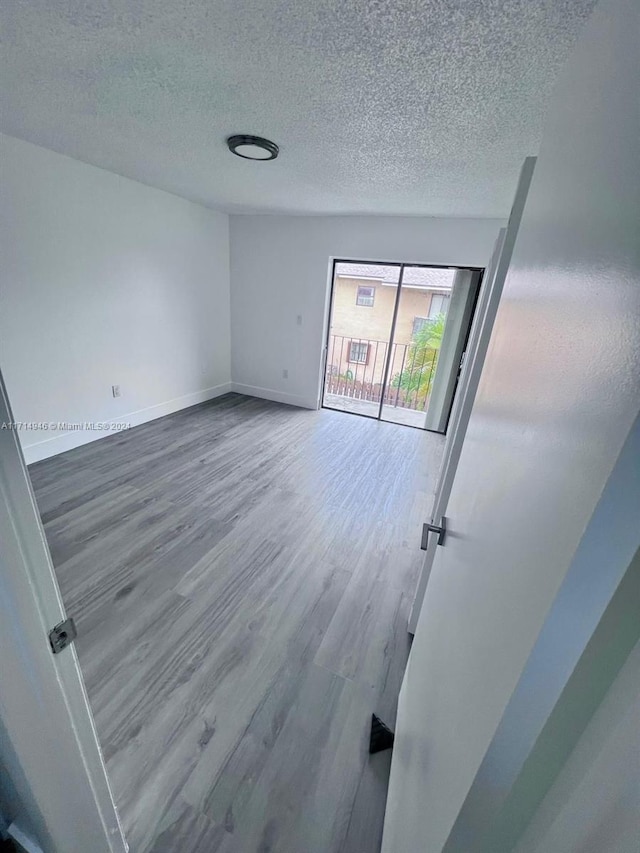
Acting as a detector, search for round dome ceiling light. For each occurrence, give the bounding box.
[227,134,279,161]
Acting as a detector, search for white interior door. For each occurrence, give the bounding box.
[0,369,127,853]
[381,0,640,848]
[408,157,536,634]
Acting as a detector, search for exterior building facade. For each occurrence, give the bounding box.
[327,264,453,386]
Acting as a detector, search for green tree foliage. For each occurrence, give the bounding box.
[392,313,445,402]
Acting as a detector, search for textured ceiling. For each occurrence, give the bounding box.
[0,0,597,217]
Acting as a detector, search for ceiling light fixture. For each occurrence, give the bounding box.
[227,134,279,161]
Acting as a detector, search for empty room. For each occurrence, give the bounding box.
[1,2,638,853]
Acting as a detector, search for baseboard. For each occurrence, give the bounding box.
[21,382,233,464]
[231,383,317,411]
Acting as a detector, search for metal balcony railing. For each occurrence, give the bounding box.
[324,334,439,412]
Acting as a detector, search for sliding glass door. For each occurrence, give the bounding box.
[323,262,400,420]
[322,260,481,432]
[379,265,454,427]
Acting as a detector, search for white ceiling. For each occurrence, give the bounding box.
[0,0,597,217]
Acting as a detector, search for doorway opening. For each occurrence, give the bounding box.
[322,260,483,432]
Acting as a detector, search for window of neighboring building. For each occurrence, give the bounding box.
[348,341,370,364]
[412,317,428,338]
[356,285,375,307]
[429,293,450,317]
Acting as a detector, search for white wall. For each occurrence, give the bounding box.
[0,134,231,463]
[1,138,502,461]
[514,639,640,853]
[229,215,502,408]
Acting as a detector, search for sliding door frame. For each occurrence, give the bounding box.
[375,263,406,421]
[320,258,485,433]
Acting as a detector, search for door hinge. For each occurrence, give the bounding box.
[49,617,77,654]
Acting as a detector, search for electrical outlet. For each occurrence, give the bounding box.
[282,369,288,379]
[112,385,121,398]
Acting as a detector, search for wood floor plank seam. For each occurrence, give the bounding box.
[30,394,444,853]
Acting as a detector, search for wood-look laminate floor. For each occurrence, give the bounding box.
[29,395,444,853]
